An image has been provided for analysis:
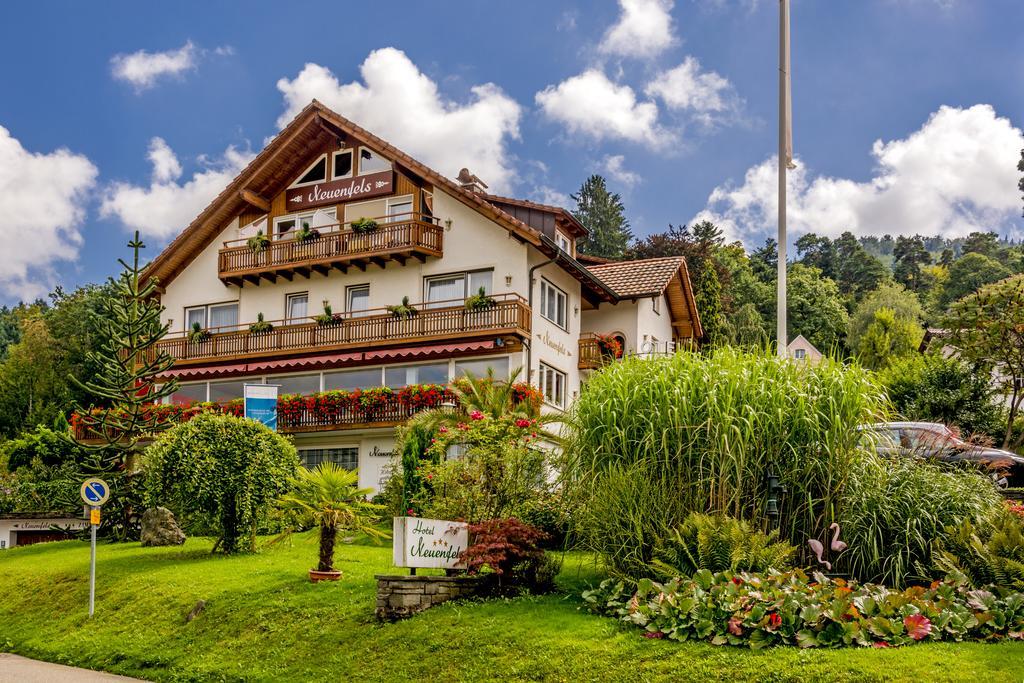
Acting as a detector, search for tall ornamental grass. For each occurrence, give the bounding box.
[839,452,1004,586]
[562,348,887,577]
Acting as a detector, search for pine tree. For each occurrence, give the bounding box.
[69,231,178,462]
[571,175,633,259]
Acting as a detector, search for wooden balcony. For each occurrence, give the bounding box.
[218,214,443,285]
[160,293,531,366]
[578,333,623,370]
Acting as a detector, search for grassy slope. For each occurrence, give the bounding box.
[2,537,1023,683]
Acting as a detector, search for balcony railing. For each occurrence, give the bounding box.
[578,333,620,370]
[72,387,458,441]
[218,213,443,284]
[160,293,531,366]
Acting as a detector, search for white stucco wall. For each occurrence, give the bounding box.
[160,218,240,333]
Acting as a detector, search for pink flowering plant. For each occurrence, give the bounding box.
[582,569,1024,649]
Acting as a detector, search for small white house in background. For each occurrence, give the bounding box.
[0,513,89,549]
[787,335,822,363]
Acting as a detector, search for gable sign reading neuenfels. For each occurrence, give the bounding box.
[392,516,468,569]
[285,170,394,210]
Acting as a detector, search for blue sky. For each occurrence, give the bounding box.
[0,0,1022,304]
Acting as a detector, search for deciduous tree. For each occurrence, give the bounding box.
[945,274,1024,448]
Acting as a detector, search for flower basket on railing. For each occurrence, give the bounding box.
[315,301,344,327]
[246,230,269,254]
[350,217,379,234]
[387,296,419,320]
[465,286,496,311]
[249,312,274,334]
[295,222,320,243]
[188,322,211,344]
[594,333,624,359]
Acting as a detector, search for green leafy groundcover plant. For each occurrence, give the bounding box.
[583,569,1024,649]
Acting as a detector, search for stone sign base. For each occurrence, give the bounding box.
[375,574,487,621]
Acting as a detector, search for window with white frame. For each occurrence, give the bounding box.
[357,147,391,175]
[299,447,358,470]
[384,362,448,388]
[555,231,571,253]
[386,196,413,223]
[209,380,247,403]
[794,348,807,360]
[291,154,327,187]
[332,150,353,179]
[285,292,308,322]
[539,279,567,329]
[170,382,207,405]
[347,284,370,315]
[424,270,493,308]
[455,356,510,380]
[277,373,320,396]
[538,362,566,408]
[274,208,336,239]
[185,302,238,332]
[324,367,382,391]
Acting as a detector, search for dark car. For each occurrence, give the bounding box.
[857,421,1024,488]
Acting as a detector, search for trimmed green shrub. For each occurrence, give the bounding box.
[2,426,90,471]
[563,348,886,577]
[582,569,1024,648]
[839,451,1004,585]
[651,513,796,579]
[143,412,299,553]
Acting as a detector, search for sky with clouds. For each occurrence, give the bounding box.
[0,0,1021,303]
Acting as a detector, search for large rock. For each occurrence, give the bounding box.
[140,507,186,547]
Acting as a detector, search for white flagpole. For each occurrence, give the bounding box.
[777,0,793,358]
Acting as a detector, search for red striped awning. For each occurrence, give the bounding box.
[246,352,363,372]
[158,362,249,379]
[364,340,496,360]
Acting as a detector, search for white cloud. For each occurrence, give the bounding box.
[645,56,739,125]
[0,126,97,300]
[530,186,573,209]
[602,155,642,188]
[694,104,1024,245]
[600,0,677,59]
[110,41,198,91]
[276,48,522,193]
[100,138,253,240]
[535,70,670,148]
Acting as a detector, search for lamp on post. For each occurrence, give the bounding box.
[766,471,786,530]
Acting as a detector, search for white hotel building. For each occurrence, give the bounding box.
[133,101,702,490]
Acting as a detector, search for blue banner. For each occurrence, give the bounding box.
[244,384,279,430]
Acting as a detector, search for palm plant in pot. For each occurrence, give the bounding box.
[387,296,418,320]
[276,463,388,582]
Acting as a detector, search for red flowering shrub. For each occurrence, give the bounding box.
[594,333,624,358]
[462,518,557,594]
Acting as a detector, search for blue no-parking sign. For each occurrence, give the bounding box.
[80,478,110,506]
[244,384,279,430]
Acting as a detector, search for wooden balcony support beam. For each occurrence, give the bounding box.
[239,189,271,213]
[369,256,387,270]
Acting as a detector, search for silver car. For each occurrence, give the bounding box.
[857,421,1024,488]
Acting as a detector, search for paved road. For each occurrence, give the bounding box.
[0,653,145,682]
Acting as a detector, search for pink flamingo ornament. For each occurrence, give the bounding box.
[807,538,831,570]
[829,523,847,552]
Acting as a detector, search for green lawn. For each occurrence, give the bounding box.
[2,536,1023,682]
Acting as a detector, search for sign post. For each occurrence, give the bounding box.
[80,477,110,618]
[392,517,469,573]
[244,384,279,430]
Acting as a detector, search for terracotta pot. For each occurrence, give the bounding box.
[309,568,342,583]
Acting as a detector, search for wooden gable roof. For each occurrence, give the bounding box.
[144,100,549,290]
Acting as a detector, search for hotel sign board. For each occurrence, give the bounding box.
[244,384,279,430]
[285,170,394,210]
[392,516,468,569]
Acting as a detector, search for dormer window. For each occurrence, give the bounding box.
[332,150,353,179]
[291,154,327,188]
[555,231,572,254]
[358,147,391,175]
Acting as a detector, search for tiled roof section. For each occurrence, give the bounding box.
[585,256,685,297]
